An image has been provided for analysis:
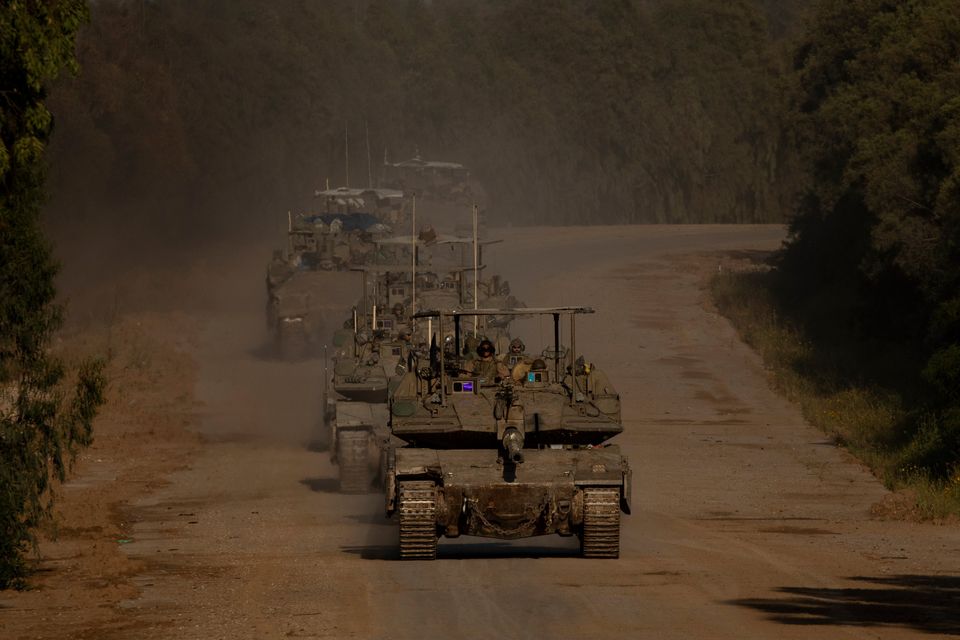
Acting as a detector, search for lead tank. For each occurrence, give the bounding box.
[385,307,631,559]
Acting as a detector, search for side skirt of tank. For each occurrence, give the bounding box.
[332,401,391,493]
[335,428,376,493]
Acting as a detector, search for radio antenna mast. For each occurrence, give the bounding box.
[344,121,349,188]
[365,120,373,189]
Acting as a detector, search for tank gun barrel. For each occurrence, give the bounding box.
[502,428,524,464]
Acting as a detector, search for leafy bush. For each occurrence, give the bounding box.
[1,0,105,589]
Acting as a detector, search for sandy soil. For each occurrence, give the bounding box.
[2,224,959,639]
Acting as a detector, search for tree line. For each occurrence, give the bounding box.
[43,0,804,257]
[778,0,960,484]
[1,0,104,588]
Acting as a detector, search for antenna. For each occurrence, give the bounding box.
[365,120,373,189]
[411,194,417,323]
[473,203,479,333]
[344,121,349,188]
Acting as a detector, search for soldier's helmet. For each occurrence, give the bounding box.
[477,339,495,358]
[531,358,547,371]
[509,337,525,354]
[575,355,590,375]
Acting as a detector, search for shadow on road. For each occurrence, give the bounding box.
[727,574,960,636]
[299,477,339,493]
[340,544,400,560]
[341,539,580,561]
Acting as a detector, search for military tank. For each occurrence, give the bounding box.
[325,321,410,492]
[381,155,482,206]
[266,187,407,359]
[385,307,631,559]
[322,259,525,492]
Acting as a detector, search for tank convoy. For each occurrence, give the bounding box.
[384,307,631,559]
[270,164,633,559]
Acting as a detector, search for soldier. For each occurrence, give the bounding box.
[464,339,509,383]
[418,224,438,244]
[505,337,534,382]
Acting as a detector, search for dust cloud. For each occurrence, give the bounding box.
[40,0,799,460]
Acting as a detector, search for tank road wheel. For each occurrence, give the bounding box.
[337,430,373,493]
[398,481,438,560]
[580,487,621,559]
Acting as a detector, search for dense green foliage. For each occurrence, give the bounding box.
[46,0,800,256]
[777,0,960,485]
[0,0,105,588]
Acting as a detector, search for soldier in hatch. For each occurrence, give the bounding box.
[505,337,534,382]
[463,339,509,383]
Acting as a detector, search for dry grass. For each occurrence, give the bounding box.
[711,269,960,520]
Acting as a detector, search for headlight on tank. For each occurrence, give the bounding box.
[395,362,407,376]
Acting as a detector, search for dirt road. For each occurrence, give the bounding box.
[3,225,958,639]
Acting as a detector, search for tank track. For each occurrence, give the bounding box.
[581,487,621,558]
[398,481,438,560]
[337,429,372,493]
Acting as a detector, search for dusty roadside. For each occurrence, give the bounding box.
[0,310,203,638]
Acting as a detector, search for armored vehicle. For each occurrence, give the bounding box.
[266,188,408,358]
[385,307,631,559]
[267,268,360,360]
[370,233,518,329]
[382,156,480,206]
[322,259,523,492]
[325,320,410,492]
